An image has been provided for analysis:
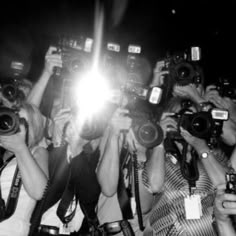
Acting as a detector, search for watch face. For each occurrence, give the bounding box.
[201,152,208,158]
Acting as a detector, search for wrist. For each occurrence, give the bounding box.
[198,148,213,159]
[41,68,53,78]
[14,143,28,154]
[215,213,232,224]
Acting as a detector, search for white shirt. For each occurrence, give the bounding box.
[0,158,36,236]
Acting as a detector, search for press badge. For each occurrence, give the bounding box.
[131,196,136,215]
[184,194,202,220]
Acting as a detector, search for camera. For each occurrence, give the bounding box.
[79,102,118,141]
[124,99,163,148]
[225,173,236,194]
[215,77,236,99]
[126,45,151,87]
[0,77,25,103]
[0,107,21,136]
[171,107,228,143]
[102,220,135,236]
[54,35,93,76]
[123,44,162,105]
[163,47,202,87]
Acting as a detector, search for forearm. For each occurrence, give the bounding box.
[216,218,236,236]
[199,151,227,186]
[145,144,165,194]
[230,146,236,171]
[27,70,51,106]
[96,133,120,197]
[15,146,48,200]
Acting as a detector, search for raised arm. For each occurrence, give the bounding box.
[27,46,62,107]
[96,107,132,197]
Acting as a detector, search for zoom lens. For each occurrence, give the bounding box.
[0,107,20,135]
[2,84,18,102]
[133,120,163,148]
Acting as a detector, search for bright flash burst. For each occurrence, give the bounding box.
[73,70,112,122]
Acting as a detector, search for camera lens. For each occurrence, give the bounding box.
[190,113,212,138]
[71,58,84,72]
[0,107,20,135]
[192,116,208,132]
[134,121,163,148]
[0,114,14,130]
[2,84,17,102]
[177,66,190,79]
[174,62,195,86]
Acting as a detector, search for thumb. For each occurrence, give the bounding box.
[19,123,26,134]
[19,123,28,141]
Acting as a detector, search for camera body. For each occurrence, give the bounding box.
[215,77,236,99]
[171,107,228,144]
[225,173,236,194]
[54,35,93,77]
[163,47,202,87]
[124,99,163,148]
[123,44,162,105]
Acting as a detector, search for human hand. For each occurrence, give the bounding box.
[0,124,26,153]
[204,85,233,110]
[160,112,178,139]
[43,46,62,76]
[173,84,204,103]
[214,183,236,222]
[150,60,169,87]
[179,127,208,155]
[108,107,132,136]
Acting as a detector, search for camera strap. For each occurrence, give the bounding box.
[56,164,77,225]
[132,151,144,231]
[0,155,22,222]
[180,142,199,195]
[117,147,133,220]
[117,147,144,231]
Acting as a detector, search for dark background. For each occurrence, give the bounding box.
[0,0,235,85]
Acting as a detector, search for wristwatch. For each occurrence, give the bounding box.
[200,149,212,159]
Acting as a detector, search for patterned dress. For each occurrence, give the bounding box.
[144,151,227,236]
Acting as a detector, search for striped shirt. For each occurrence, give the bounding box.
[145,151,227,236]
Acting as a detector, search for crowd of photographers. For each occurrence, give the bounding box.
[1,40,236,236]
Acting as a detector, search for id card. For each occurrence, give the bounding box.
[184,194,202,220]
[131,196,136,215]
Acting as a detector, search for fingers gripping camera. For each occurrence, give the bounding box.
[171,108,229,144]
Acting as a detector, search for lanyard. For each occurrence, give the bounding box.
[0,155,22,222]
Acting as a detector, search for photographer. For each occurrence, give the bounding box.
[143,97,229,235]
[27,46,62,108]
[96,96,163,235]
[0,103,48,236]
[204,84,236,147]
[213,184,236,236]
[27,44,117,235]
[150,56,206,107]
[0,76,32,108]
[33,106,102,236]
